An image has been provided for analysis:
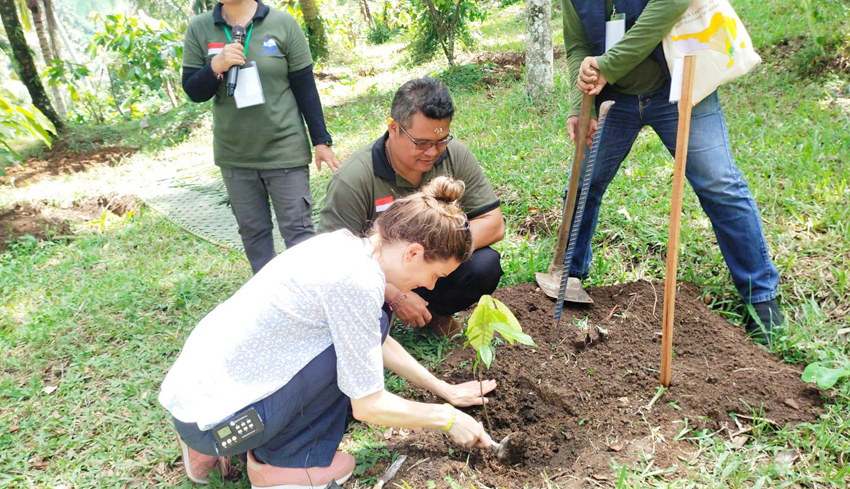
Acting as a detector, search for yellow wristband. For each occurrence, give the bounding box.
[442,403,455,431]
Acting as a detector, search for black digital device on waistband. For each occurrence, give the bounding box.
[212,407,264,452]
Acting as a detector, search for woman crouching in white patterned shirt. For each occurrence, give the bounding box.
[159,176,497,488]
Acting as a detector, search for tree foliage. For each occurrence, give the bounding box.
[0,88,55,172]
[366,0,411,45]
[409,0,484,65]
[464,295,535,371]
[91,13,183,107]
[0,0,63,129]
[42,12,183,123]
[463,294,534,432]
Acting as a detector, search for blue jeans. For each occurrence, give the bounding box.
[568,86,779,303]
[174,309,391,468]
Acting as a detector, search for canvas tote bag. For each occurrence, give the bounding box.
[662,0,761,104]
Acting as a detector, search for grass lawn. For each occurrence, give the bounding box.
[2,0,849,487]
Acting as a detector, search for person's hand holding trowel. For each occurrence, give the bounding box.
[445,407,494,449]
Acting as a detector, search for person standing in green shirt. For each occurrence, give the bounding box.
[182,0,339,274]
[562,0,783,343]
[319,78,505,337]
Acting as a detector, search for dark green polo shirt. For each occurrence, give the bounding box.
[183,1,313,168]
[318,133,501,236]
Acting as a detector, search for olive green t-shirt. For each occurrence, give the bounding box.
[318,133,500,236]
[561,0,690,118]
[183,5,313,168]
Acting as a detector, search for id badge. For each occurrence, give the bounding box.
[605,12,626,52]
[234,61,266,109]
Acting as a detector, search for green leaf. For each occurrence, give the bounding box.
[19,112,52,145]
[802,362,850,390]
[464,295,535,370]
[479,344,495,369]
[493,298,522,329]
[466,295,495,351]
[492,321,535,346]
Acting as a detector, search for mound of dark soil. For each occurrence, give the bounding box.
[384,282,825,488]
[0,145,136,187]
[0,195,138,251]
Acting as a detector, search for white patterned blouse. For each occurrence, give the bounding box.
[159,230,386,431]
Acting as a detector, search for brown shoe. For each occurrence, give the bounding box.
[428,315,464,337]
[177,434,231,484]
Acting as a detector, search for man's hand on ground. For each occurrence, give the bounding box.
[393,291,431,327]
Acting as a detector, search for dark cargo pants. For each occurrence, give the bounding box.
[220,166,315,274]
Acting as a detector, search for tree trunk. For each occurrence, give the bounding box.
[164,77,179,108]
[359,0,372,24]
[42,0,59,59]
[54,9,80,63]
[106,67,128,120]
[25,0,66,116]
[25,0,51,60]
[0,0,63,130]
[299,0,327,59]
[525,0,553,100]
[478,369,493,433]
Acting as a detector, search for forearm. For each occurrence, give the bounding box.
[469,210,505,249]
[289,64,332,146]
[182,63,221,103]
[562,0,594,118]
[385,282,400,303]
[382,337,449,398]
[596,0,690,84]
[351,389,452,429]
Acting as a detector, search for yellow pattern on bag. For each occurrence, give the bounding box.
[663,0,761,105]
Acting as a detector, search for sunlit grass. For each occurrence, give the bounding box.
[1,0,848,487]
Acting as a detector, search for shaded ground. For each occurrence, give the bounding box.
[761,36,850,76]
[384,282,825,488]
[0,143,136,188]
[0,195,138,251]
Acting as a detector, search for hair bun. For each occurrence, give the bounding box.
[422,176,465,203]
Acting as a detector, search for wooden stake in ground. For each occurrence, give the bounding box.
[660,55,696,388]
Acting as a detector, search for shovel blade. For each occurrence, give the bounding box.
[536,273,593,304]
[535,271,561,299]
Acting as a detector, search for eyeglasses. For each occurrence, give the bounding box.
[397,124,453,152]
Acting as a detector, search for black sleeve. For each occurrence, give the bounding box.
[182,63,221,103]
[289,64,332,146]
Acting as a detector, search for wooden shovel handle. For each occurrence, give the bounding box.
[550,93,594,273]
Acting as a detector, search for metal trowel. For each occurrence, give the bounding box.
[490,432,527,464]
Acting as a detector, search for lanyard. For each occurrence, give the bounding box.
[224,23,254,56]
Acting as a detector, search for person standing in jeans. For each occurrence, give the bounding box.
[562,0,783,342]
[181,0,339,274]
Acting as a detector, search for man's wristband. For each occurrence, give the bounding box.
[388,290,407,311]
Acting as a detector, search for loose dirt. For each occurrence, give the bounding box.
[383,281,825,488]
[0,195,138,251]
[0,143,136,188]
